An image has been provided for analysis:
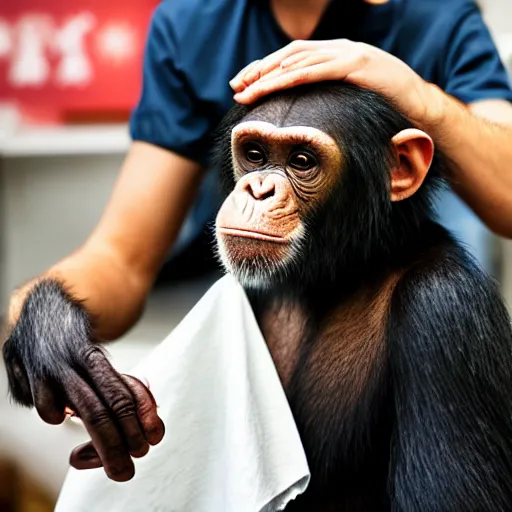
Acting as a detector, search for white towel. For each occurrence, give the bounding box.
[55,274,310,512]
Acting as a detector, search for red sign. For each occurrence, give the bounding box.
[0,1,158,123]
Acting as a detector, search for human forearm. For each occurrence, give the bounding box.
[54,244,152,340]
[420,87,512,238]
[7,244,150,342]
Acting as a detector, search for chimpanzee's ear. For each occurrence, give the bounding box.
[389,128,434,202]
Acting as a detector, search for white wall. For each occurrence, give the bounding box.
[0,153,122,310]
[480,0,512,36]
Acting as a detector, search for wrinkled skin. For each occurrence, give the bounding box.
[2,279,165,482]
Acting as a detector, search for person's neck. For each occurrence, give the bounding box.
[270,0,331,40]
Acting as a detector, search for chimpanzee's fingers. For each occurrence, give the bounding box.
[70,375,164,470]
[69,441,103,470]
[31,377,67,425]
[3,353,33,406]
[79,349,150,459]
[66,373,135,482]
[121,375,165,447]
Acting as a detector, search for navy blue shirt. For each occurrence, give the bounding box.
[130,0,512,165]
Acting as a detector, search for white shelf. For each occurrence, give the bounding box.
[0,123,130,158]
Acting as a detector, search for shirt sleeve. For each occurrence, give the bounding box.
[129,4,213,164]
[442,1,512,105]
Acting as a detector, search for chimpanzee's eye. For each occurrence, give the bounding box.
[244,143,267,165]
[288,150,317,172]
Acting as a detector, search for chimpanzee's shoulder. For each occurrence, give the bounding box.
[393,223,503,313]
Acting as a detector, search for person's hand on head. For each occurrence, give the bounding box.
[230,39,444,127]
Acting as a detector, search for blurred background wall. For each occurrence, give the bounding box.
[0,0,511,510]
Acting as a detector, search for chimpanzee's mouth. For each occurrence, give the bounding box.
[217,227,289,243]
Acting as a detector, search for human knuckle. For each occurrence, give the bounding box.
[290,39,306,51]
[252,69,262,81]
[293,71,310,85]
[337,38,355,51]
[354,48,370,66]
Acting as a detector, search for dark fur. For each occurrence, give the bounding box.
[2,279,104,412]
[212,82,446,290]
[212,82,512,510]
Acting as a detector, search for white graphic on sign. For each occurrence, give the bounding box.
[2,12,99,89]
[96,23,136,63]
[0,19,12,58]
[9,14,53,87]
[53,12,96,87]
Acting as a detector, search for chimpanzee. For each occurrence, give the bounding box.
[3,81,512,511]
[213,81,512,510]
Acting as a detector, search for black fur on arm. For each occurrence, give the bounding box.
[2,278,102,408]
[3,278,165,482]
[388,244,512,511]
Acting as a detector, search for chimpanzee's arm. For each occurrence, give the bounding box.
[388,249,512,511]
[2,278,164,481]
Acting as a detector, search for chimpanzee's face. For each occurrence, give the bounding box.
[215,116,343,288]
[214,83,435,290]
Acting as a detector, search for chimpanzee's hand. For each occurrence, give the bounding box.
[2,279,165,482]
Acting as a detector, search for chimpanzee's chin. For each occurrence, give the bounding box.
[231,265,277,290]
[215,237,286,289]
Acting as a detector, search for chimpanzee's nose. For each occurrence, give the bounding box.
[244,174,276,200]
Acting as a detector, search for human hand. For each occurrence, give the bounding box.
[2,279,164,482]
[230,39,443,127]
